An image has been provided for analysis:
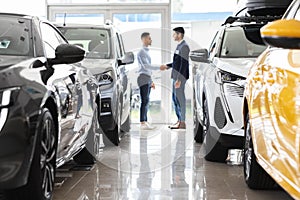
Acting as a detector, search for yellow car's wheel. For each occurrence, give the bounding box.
[244,113,277,189]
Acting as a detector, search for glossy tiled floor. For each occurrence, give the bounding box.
[53,123,293,200]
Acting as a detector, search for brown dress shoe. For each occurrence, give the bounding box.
[179,121,186,129]
[170,121,186,129]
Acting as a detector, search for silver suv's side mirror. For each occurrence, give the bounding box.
[190,49,209,63]
[118,52,134,66]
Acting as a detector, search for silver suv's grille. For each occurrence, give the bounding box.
[225,85,244,98]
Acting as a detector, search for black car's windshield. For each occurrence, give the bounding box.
[220,26,266,58]
[59,27,111,59]
[0,16,30,56]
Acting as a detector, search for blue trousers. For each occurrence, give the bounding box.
[138,75,152,122]
[172,79,186,122]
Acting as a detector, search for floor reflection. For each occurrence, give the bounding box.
[53,123,293,200]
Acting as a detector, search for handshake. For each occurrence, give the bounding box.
[160,65,168,71]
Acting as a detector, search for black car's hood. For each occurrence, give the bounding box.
[0,55,32,69]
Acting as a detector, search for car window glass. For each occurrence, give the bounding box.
[0,16,30,56]
[119,34,125,54]
[283,0,300,19]
[116,33,125,57]
[294,5,300,20]
[58,27,111,59]
[115,34,121,58]
[41,23,66,58]
[220,27,266,58]
[209,31,218,59]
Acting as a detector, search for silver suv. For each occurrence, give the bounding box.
[190,15,279,162]
[56,22,134,146]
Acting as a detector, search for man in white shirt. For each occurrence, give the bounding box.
[137,32,164,130]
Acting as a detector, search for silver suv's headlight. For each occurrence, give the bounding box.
[215,70,246,86]
[95,70,114,87]
[0,87,20,131]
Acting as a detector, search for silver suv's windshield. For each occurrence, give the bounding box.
[0,16,30,56]
[58,27,111,59]
[221,26,266,58]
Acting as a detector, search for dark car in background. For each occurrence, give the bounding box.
[0,13,101,200]
[235,0,293,16]
[56,23,134,146]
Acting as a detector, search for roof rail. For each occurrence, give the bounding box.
[222,15,282,26]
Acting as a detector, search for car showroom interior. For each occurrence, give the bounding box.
[1,0,300,199]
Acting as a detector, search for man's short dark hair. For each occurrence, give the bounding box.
[173,27,185,35]
[141,32,150,39]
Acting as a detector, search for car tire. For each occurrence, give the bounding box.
[73,148,95,165]
[203,99,228,162]
[74,107,100,165]
[244,113,277,189]
[5,108,57,200]
[193,92,204,143]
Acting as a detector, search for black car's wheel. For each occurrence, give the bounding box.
[5,108,57,200]
[193,92,204,143]
[244,113,276,189]
[203,99,227,162]
[74,107,100,165]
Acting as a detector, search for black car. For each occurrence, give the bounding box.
[56,23,134,146]
[0,13,101,200]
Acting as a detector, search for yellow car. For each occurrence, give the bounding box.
[243,0,300,199]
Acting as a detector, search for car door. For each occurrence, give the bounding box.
[116,32,131,123]
[263,48,300,183]
[39,22,95,161]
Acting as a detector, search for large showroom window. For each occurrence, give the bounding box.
[54,13,105,24]
[47,1,172,124]
[46,0,237,124]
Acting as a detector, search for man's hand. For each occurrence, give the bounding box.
[160,65,167,71]
[151,82,155,89]
[175,80,181,89]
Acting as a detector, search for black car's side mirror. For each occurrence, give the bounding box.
[118,52,134,66]
[48,44,85,66]
[190,49,209,63]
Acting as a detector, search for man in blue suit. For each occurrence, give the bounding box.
[161,27,190,129]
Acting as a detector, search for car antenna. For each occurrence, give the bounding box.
[63,13,66,26]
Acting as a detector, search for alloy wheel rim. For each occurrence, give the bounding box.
[244,119,252,180]
[40,118,56,199]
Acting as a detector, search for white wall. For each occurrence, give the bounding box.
[191,20,223,50]
[1,0,46,17]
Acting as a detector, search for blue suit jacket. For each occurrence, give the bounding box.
[167,40,190,82]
